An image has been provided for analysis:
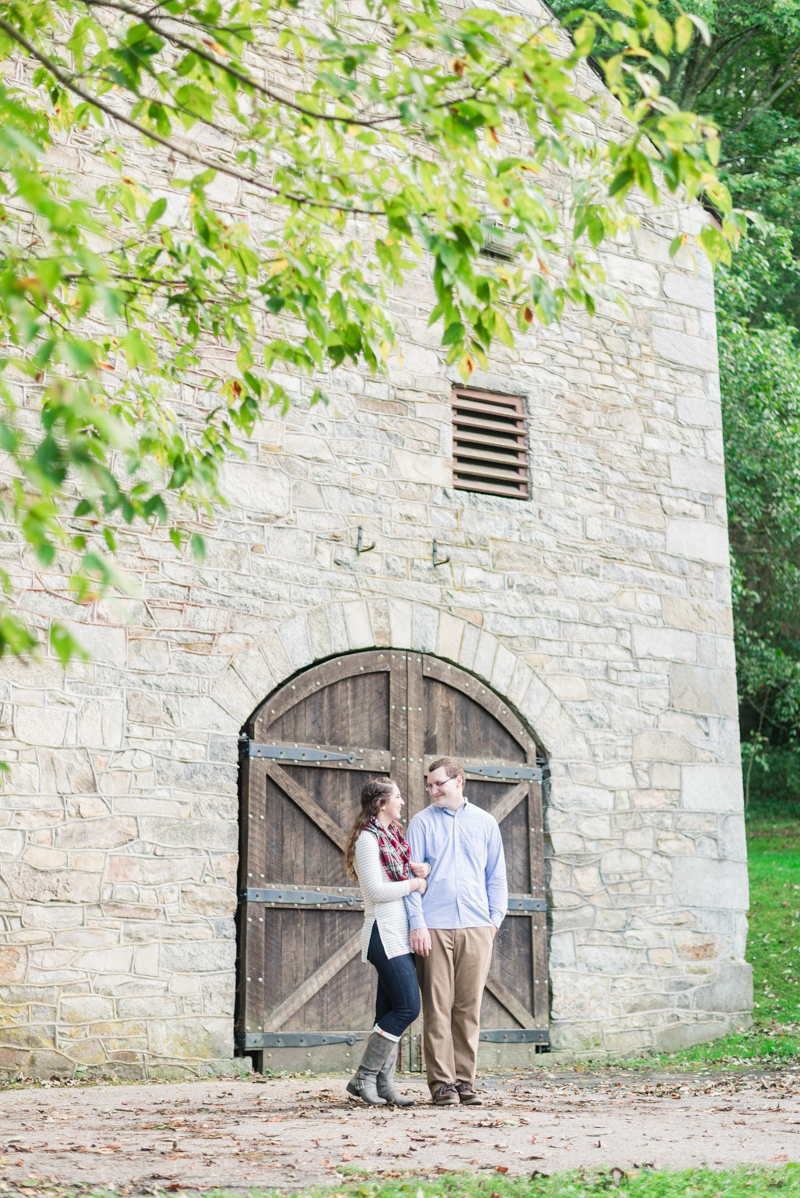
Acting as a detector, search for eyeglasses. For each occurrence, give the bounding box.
[425,778,458,792]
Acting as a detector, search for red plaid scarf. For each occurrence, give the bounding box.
[365,817,411,882]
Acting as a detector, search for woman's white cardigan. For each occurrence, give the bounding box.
[353,830,412,962]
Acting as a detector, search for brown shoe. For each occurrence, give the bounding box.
[432,1082,459,1106]
[455,1081,482,1105]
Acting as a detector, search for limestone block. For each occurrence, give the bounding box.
[55,817,137,851]
[388,600,413,649]
[14,706,69,748]
[39,750,96,798]
[0,946,26,983]
[682,763,744,813]
[0,828,24,858]
[652,327,717,372]
[692,962,753,1013]
[343,601,373,650]
[549,932,577,969]
[138,817,237,851]
[77,701,124,750]
[654,1019,727,1053]
[59,996,114,1024]
[665,518,730,566]
[671,664,738,718]
[669,455,726,497]
[152,760,237,795]
[412,604,439,653]
[66,622,127,667]
[674,931,720,961]
[278,613,313,670]
[211,669,257,723]
[662,596,733,637]
[662,271,715,311]
[220,461,290,515]
[117,996,183,1018]
[673,856,749,910]
[392,447,450,485]
[134,944,160,977]
[22,904,82,930]
[73,946,134,973]
[180,884,237,916]
[4,863,101,904]
[161,941,236,973]
[718,814,747,862]
[600,848,643,879]
[576,944,642,974]
[149,1015,234,1060]
[435,612,464,663]
[632,626,696,662]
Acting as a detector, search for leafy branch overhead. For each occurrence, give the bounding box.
[0,0,735,662]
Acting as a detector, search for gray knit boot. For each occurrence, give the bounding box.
[346,1032,393,1105]
[376,1041,414,1106]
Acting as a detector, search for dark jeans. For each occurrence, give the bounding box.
[367,922,420,1039]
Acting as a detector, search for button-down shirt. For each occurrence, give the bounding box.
[404,798,508,931]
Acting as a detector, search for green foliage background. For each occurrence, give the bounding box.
[545,0,800,807]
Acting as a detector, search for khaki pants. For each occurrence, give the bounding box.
[415,926,494,1094]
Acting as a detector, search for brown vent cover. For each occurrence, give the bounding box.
[451,388,529,499]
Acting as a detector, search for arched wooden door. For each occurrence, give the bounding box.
[237,650,549,1072]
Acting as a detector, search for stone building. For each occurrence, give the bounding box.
[0,17,751,1078]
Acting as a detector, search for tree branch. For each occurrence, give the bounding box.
[0,15,381,218]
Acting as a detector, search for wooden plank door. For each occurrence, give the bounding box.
[238,650,413,1072]
[237,649,549,1073]
[418,655,549,1065]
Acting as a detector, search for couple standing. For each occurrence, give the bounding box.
[342,756,508,1107]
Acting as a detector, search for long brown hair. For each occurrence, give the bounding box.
[344,779,397,881]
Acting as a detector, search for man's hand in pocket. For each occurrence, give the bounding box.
[410,928,432,957]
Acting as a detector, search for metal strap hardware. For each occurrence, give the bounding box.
[248,742,363,766]
[465,763,542,781]
[508,895,547,912]
[241,888,543,912]
[241,1032,361,1049]
[242,887,363,908]
[479,1029,549,1044]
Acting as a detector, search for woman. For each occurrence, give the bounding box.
[343,778,430,1106]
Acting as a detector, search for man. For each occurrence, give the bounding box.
[405,756,508,1106]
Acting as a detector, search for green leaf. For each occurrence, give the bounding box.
[145,197,167,227]
[674,15,693,54]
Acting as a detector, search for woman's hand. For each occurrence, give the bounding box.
[410,876,428,894]
[410,862,430,878]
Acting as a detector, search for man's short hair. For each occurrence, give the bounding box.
[427,756,463,780]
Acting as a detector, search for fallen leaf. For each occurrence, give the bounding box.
[496,1165,509,1174]
[772,1156,789,1162]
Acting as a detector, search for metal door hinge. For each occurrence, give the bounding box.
[241,887,363,908]
[508,894,547,912]
[466,763,542,781]
[479,1029,549,1044]
[241,1032,362,1049]
[246,741,363,766]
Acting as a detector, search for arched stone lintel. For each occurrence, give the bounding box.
[211,598,588,763]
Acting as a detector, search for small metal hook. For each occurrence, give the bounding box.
[356,526,376,554]
[432,538,450,567]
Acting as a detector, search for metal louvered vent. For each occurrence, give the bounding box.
[452,388,529,499]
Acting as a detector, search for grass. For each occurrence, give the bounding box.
[339,1171,800,1198]
[5,1171,800,1198]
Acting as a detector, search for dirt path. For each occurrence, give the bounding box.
[1,1069,800,1190]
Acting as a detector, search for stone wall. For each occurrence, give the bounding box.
[0,9,751,1075]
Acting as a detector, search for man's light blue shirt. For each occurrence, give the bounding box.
[404,798,508,931]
